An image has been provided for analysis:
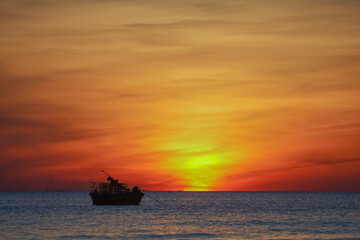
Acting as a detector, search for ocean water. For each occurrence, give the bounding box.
[0,192,359,239]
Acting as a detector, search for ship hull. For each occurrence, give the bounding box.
[90,191,144,205]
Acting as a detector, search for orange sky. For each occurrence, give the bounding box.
[0,0,359,191]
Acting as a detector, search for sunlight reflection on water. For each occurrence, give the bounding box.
[0,192,359,239]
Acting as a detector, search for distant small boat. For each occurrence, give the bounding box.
[89,170,144,205]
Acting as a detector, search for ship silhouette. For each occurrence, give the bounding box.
[89,170,144,205]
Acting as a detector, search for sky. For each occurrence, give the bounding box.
[0,0,359,191]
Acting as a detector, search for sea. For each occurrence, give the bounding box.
[0,191,359,239]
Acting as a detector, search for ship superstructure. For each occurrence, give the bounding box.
[89,170,144,205]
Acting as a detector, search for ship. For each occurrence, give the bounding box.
[89,170,144,205]
[45,180,64,192]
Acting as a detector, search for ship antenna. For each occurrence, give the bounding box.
[101,170,116,182]
[101,170,111,177]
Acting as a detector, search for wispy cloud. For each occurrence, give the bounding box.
[0,0,359,190]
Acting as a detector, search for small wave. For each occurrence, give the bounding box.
[134,232,218,239]
[57,235,113,239]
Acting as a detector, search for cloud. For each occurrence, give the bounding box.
[220,151,360,191]
[0,105,103,147]
[0,0,360,191]
[248,157,360,177]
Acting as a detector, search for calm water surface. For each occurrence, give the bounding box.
[0,192,359,239]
